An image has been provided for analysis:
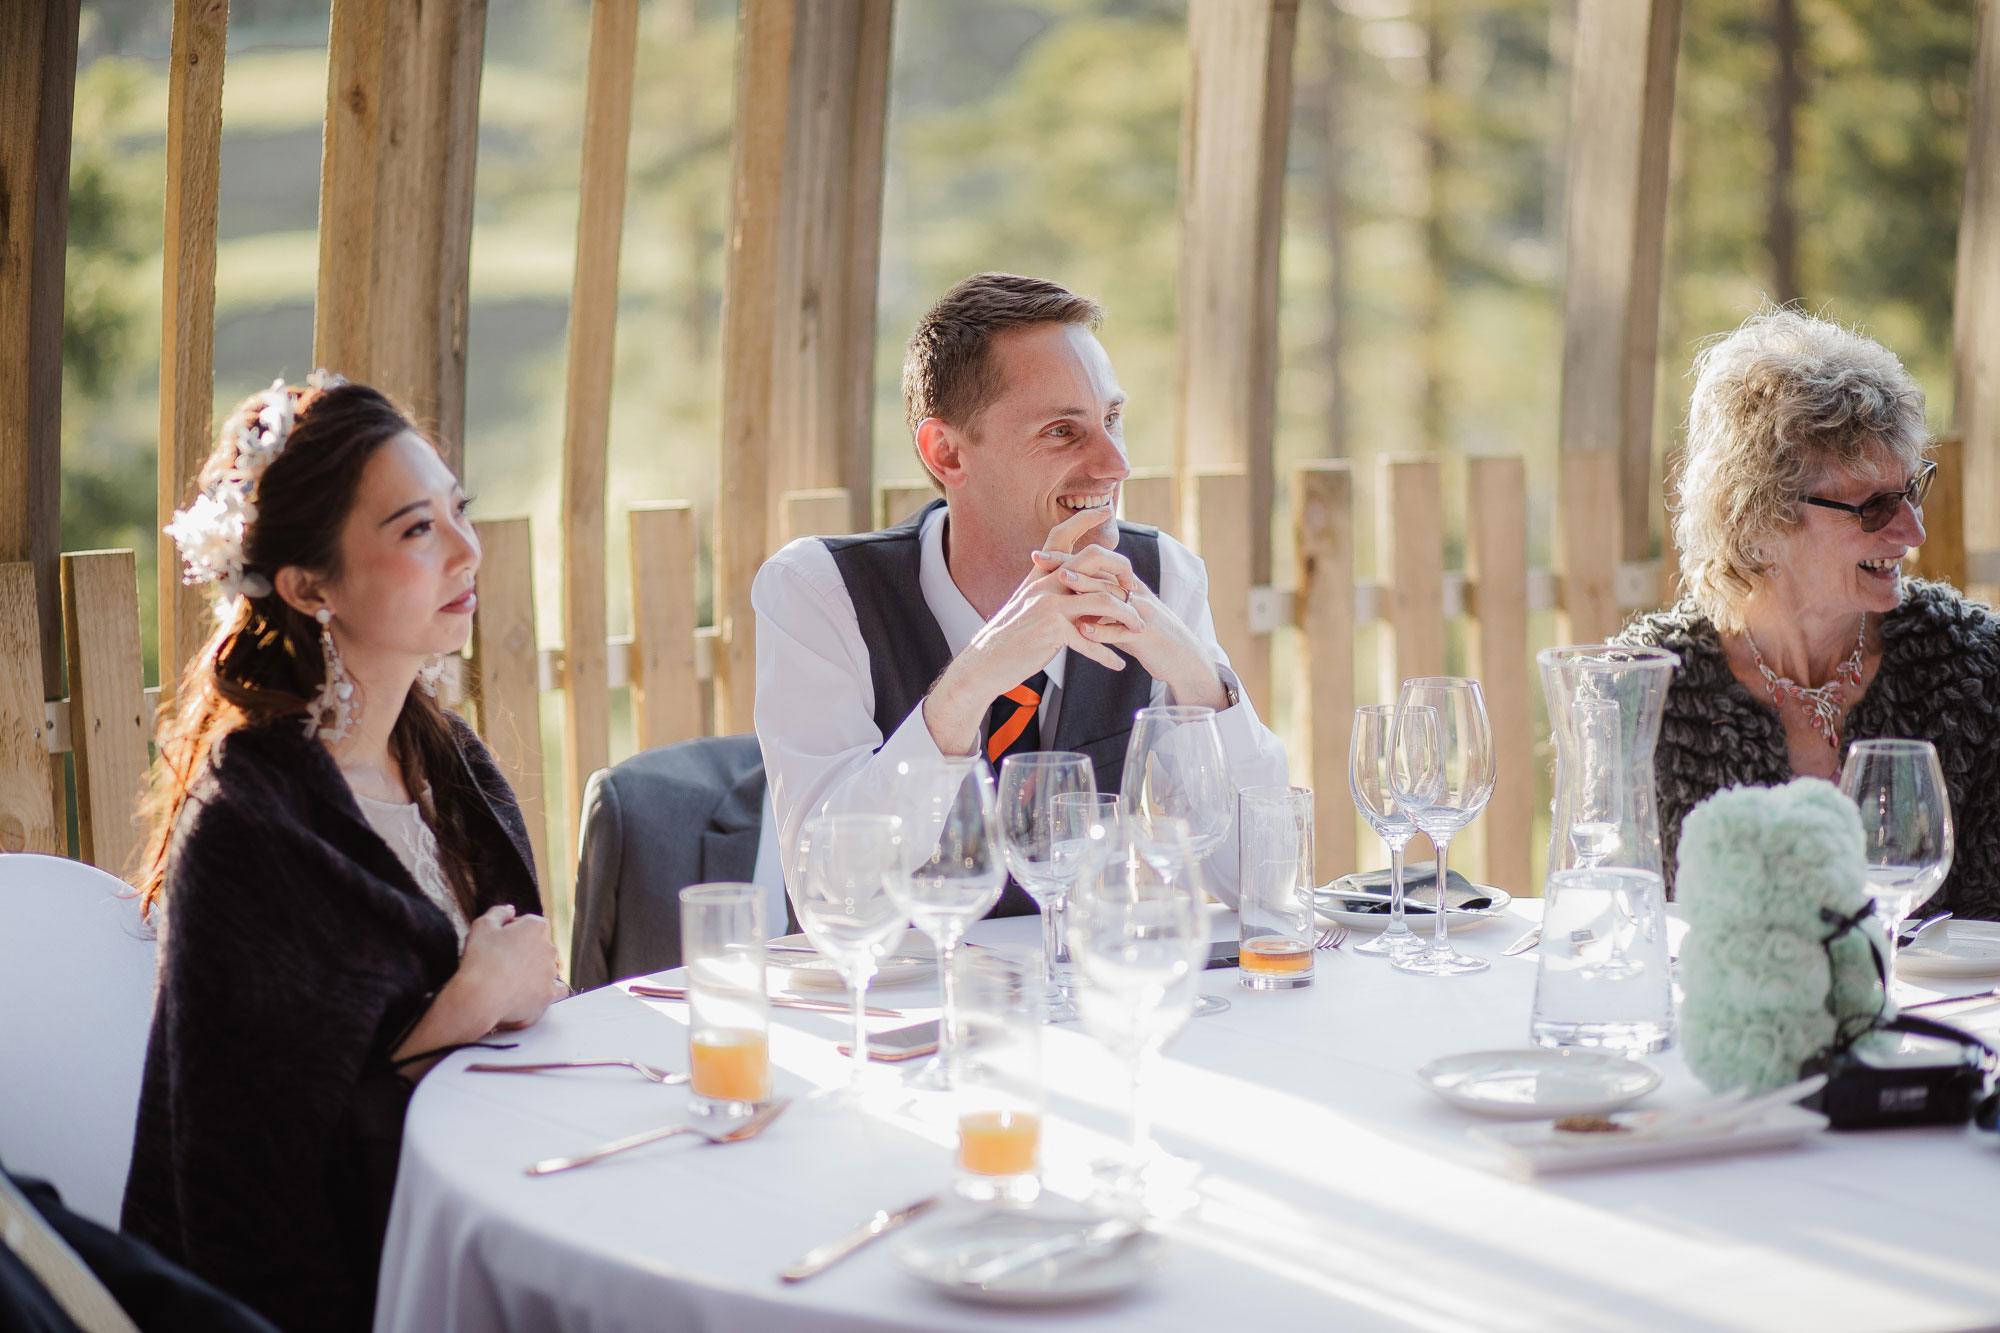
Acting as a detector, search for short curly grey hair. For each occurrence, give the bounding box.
[1671,308,1929,631]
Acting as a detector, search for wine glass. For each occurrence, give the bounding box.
[1839,738,1954,976]
[1389,678,1496,977]
[1121,705,1232,1016]
[792,813,911,1104]
[1067,814,1206,1216]
[891,758,1005,1089]
[997,752,1097,1023]
[1348,704,1439,959]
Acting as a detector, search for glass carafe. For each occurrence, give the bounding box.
[1531,645,1680,1054]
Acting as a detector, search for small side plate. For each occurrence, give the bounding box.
[1316,883,1514,933]
[1897,920,2000,979]
[770,932,935,990]
[1417,1048,1661,1120]
[897,1213,1165,1308]
[1472,1105,1827,1176]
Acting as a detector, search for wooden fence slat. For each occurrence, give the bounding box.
[781,488,854,546]
[715,0,796,734]
[1382,455,1445,684]
[1558,449,1621,642]
[0,563,59,854]
[1558,0,1681,562]
[0,0,79,695]
[470,519,548,891]
[1466,457,1533,894]
[771,0,894,535]
[1119,471,1178,537]
[1189,472,1265,703]
[1294,462,1355,878]
[630,505,701,752]
[1913,434,1966,589]
[314,0,385,380]
[60,552,149,876]
[158,0,229,702]
[1174,0,1298,591]
[1956,0,2000,565]
[558,0,641,900]
[878,483,935,530]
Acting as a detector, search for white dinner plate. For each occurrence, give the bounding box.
[1896,920,2000,979]
[1472,1104,1827,1177]
[897,1213,1166,1307]
[1417,1049,1662,1120]
[770,932,935,990]
[1316,883,1513,933]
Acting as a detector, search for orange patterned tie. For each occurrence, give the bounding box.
[985,672,1047,764]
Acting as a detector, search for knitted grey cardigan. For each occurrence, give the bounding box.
[1611,579,2000,921]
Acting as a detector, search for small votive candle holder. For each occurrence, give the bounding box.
[679,883,771,1120]
[1237,785,1316,990]
[953,951,1044,1205]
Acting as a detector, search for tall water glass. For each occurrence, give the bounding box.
[1839,738,1954,973]
[679,883,770,1121]
[1068,815,1206,1214]
[892,757,1005,1088]
[1348,704,1440,958]
[1122,705,1232,1016]
[997,752,1097,1022]
[1237,786,1315,988]
[1390,678,1496,977]
[953,952,1045,1206]
[793,814,910,1103]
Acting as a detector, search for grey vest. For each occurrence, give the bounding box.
[821,499,1162,797]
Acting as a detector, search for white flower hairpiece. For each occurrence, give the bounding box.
[165,370,346,604]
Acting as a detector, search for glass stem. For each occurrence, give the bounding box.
[1040,896,1064,999]
[1128,1041,1154,1162]
[1433,837,1453,949]
[936,930,962,1084]
[849,971,873,1089]
[1387,839,1409,932]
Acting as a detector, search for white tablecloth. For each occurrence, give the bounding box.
[375,904,2000,1333]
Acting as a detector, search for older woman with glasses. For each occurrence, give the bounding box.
[1614,308,2000,920]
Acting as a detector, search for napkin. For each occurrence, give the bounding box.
[1326,863,1476,912]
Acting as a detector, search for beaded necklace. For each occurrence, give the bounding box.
[1744,614,1866,748]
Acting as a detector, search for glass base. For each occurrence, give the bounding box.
[1532,1019,1673,1055]
[688,1094,767,1122]
[956,1169,1041,1206]
[1239,971,1312,990]
[1088,1149,1201,1220]
[1353,925,1422,958]
[903,1054,955,1091]
[1392,943,1489,976]
[1192,994,1231,1017]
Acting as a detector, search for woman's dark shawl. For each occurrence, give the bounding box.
[1612,579,2000,919]
[120,711,540,1332]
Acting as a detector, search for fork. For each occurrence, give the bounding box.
[467,1060,688,1085]
[1315,923,1348,949]
[527,1097,792,1176]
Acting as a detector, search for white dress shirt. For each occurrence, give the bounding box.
[751,504,1290,907]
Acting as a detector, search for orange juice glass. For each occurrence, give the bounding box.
[1237,786,1316,990]
[679,883,770,1119]
[954,953,1043,1204]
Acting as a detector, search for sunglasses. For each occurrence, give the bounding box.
[1802,458,1936,533]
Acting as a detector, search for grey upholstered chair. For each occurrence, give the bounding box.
[569,733,786,991]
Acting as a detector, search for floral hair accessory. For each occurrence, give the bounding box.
[164,371,346,604]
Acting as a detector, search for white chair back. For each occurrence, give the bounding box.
[0,854,159,1228]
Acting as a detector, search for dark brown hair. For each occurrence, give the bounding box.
[900,273,1103,485]
[138,381,480,919]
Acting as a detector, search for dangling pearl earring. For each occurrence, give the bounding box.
[305,607,359,743]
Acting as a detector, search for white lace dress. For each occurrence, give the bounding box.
[353,791,470,951]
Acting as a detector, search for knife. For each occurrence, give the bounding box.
[1501,927,1541,957]
[780,1195,942,1282]
[628,984,901,1019]
[958,1217,1143,1286]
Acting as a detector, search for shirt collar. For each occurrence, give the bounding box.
[918,504,1066,690]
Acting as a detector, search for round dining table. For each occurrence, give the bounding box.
[374,901,2000,1333]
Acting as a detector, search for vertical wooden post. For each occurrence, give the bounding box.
[1558,449,1621,642]
[0,0,80,702]
[1956,0,2000,566]
[1557,0,1681,563]
[1381,456,1445,684]
[1913,435,1966,588]
[1118,472,1178,538]
[1174,0,1297,705]
[557,0,641,895]
[470,519,548,892]
[780,488,856,547]
[718,0,895,732]
[1187,472,1264,700]
[159,0,230,701]
[0,564,60,855]
[61,552,150,877]
[629,505,701,752]
[1466,457,1533,893]
[314,0,486,468]
[1294,462,1355,878]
